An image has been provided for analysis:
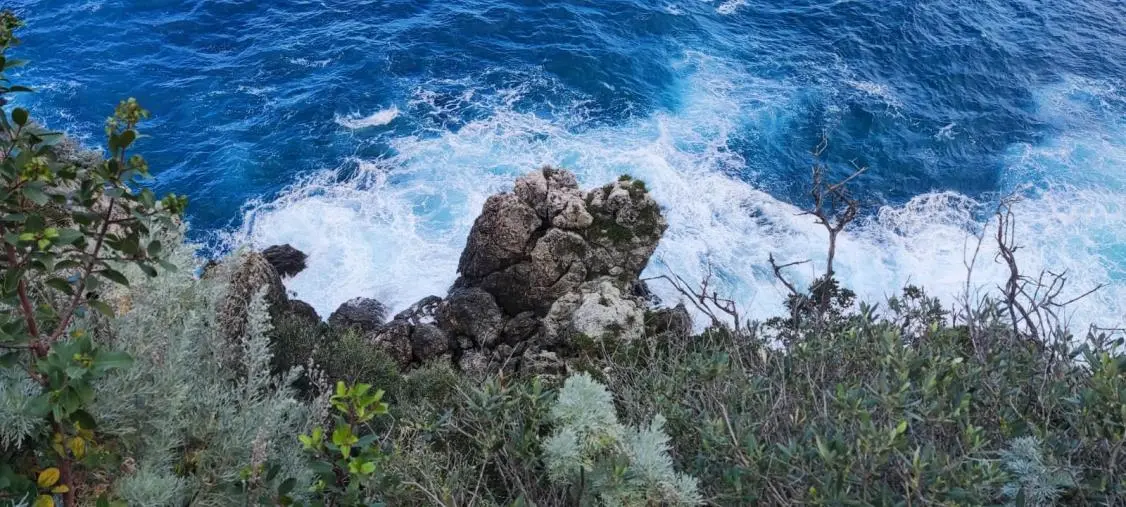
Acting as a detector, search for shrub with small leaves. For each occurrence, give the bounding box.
[544,373,702,506]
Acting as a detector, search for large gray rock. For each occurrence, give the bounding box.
[410,323,450,362]
[543,278,646,344]
[329,297,388,332]
[441,168,668,373]
[457,193,542,279]
[437,288,505,348]
[367,320,413,368]
[393,295,443,325]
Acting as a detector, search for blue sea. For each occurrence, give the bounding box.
[8,0,1126,328]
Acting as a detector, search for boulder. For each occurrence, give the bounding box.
[262,244,308,278]
[410,323,450,362]
[287,299,321,323]
[457,193,541,279]
[393,295,443,325]
[436,288,504,348]
[444,168,668,373]
[368,320,413,368]
[329,297,388,332]
[217,252,288,341]
[458,350,490,378]
[544,279,646,344]
[320,168,670,375]
[648,304,693,341]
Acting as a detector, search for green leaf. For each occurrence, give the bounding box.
[147,240,162,257]
[55,228,82,245]
[12,107,28,127]
[119,129,136,148]
[45,278,75,295]
[278,477,296,496]
[0,352,20,368]
[94,350,133,370]
[97,269,130,286]
[3,267,24,295]
[70,409,97,430]
[88,300,114,318]
[21,185,48,205]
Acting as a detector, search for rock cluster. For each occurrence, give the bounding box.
[219,167,684,377]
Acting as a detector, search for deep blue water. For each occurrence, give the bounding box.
[8,0,1126,325]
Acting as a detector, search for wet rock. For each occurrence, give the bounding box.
[262,244,308,278]
[648,303,693,340]
[287,299,321,323]
[329,297,388,332]
[393,295,443,325]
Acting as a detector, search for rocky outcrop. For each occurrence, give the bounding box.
[307,167,680,377]
[262,244,308,278]
[435,168,669,374]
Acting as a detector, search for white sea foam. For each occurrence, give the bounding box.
[334,106,400,129]
[234,58,1125,333]
[715,0,747,15]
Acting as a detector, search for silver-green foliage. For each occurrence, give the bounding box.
[544,373,701,506]
[85,232,311,506]
[1000,436,1076,507]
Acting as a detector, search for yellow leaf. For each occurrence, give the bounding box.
[33,494,54,507]
[51,484,70,494]
[37,467,60,488]
[68,437,86,459]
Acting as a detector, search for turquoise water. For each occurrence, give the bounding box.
[8,0,1126,326]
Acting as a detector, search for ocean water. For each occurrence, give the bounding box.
[8,0,1126,329]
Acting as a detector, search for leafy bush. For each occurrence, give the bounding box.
[0,12,187,506]
[587,285,1126,505]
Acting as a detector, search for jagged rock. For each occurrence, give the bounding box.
[631,279,662,306]
[581,178,667,280]
[410,323,450,362]
[262,244,308,278]
[393,295,443,325]
[437,288,505,348]
[329,297,388,332]
[287,299,321,322]
[369,320,413,367]
[217,252,288,341]
[458,193,542,279]
[321,168,668,375]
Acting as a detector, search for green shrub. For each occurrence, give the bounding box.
[0,12,187,506]
[590,286,1126,505]
[312,332,399,389]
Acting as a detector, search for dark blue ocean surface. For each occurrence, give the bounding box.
[7,0,1126,325]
